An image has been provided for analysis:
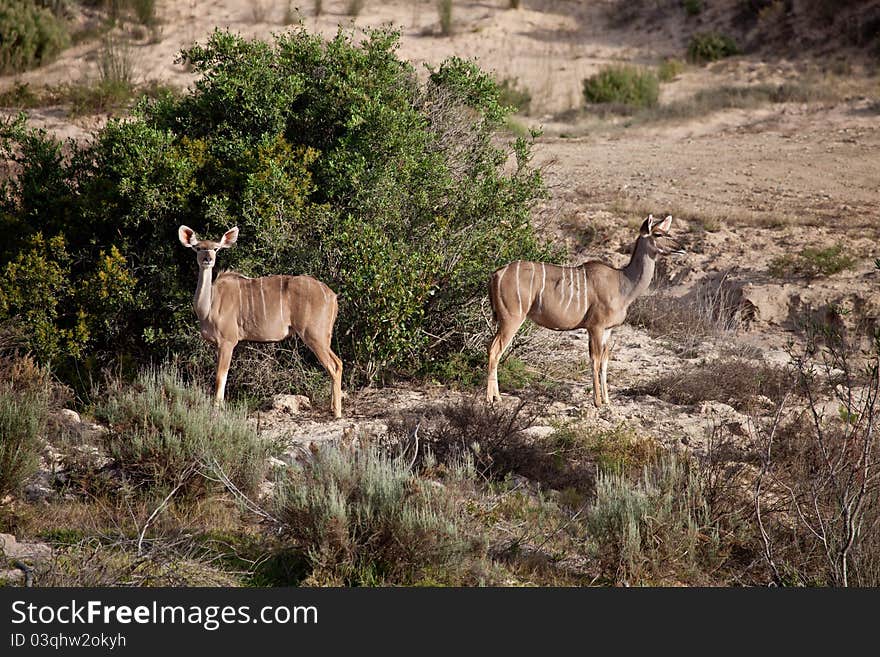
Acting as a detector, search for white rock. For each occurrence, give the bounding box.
[57,408,81,425]
[521,425,556,440]
[269,394,312,414]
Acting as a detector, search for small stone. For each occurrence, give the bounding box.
[0,568,25,586]
[0,534,52,567]
[57,409,81,425]
[268,394,312,414]
[521,425,556,440]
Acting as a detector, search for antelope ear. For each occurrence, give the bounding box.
[178,225,199,247]
[640,214,654,236]
[219,226,239,248]
[655,215,672,233]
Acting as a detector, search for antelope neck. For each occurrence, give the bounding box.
[194,265,214,322]
[620,236,655,303]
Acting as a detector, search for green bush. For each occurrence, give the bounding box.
[95,364,272,498]
[583,65,659,108]
[687,32,740,63]
[768,245,855,279]
[0,0,69,74]
[274,444,480,585]
[0,29,552,388]
[682,0,702,16]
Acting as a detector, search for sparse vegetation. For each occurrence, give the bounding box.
[391,399,597,499]
[498,77,532,113]
[274,443,483,585]
[346,0,365,17]
[657,57,685,82]
[687,32,740,63]
[768,245,855,279]
[583,65,659,109]
[94,364,273,499]
[437,0,453,36]
[0,356,55,499]
[587,451,727,584]
[633,358,791,412]
[628,279,742,354]
[682,0,702,16]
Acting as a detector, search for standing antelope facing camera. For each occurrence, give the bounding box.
[487,214,684,407]
[178,226,343,418]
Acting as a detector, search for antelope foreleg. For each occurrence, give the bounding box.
[214,341,236,406]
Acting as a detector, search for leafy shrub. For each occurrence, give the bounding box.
[0,29,551,388]
[768,245,855,279]
[687,32,740,63]
[0,0,69,74]
[583,65,659,108]
[274,443,481,585]
[95,364,272,498]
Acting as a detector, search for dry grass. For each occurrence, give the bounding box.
[632,358,792,412]
[628,278,742,356]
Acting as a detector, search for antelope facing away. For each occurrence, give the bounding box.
[178,226,343,418]
[487,215,684,407]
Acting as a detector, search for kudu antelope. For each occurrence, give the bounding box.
[178,226,343,418]
[487,215,684,407]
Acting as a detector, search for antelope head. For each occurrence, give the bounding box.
[638,215,685,257]
[178,225,239,268]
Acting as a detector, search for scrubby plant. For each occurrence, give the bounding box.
[657,57,685,82]
[687,32,740,63]
[0,356,53,499]
[768,245,855,279]
[95,364,272,498]
[497,77,531,113]
[0,0,69,74]
[392,399,596,496]
[586,451,725,584]
[438,0,453,36]
[682,0,702,16]
[583,65,659,108]
[633,358,791,412]
[0,29,551,390]
[274,443,481,585]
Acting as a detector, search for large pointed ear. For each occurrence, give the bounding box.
[654,215,672,234]
[639,214,654,236]
[178,225,199,247]
[219,226,239,249]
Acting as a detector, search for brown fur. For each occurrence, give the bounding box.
[486,215,682,407]
[178,226,343,417]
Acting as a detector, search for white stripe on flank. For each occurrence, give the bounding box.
[574,266,581,312]
[582,269,588,312]
[278,277,284,323]
[538,263,546,310]
[259,278,266,320]
[527,263,535,315]
[563,267,574,312]
[515,261,523,316]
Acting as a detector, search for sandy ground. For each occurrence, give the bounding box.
[3,0,880,452]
